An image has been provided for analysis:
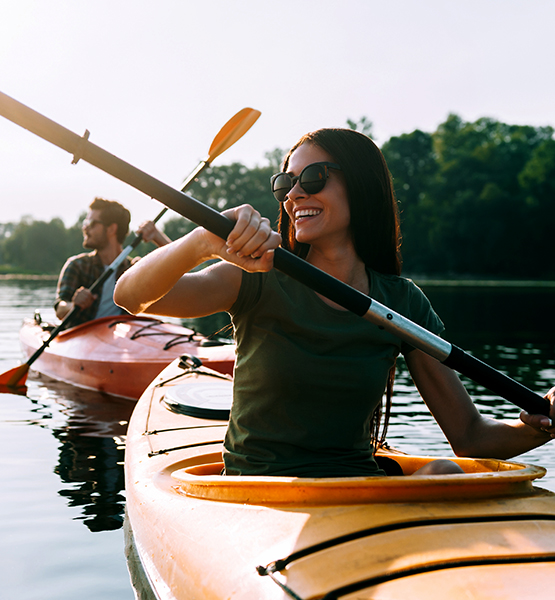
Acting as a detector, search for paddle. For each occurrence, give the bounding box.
[0,102,261,390]
[0,91,549,416]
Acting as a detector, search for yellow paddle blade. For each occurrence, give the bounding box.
[0,363,29,390]
[207,108,261,164]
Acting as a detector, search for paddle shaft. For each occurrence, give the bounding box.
[0,91,548,415]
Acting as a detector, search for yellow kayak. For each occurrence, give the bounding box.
[124,358,555,600]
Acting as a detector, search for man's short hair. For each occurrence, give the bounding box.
[90,197,131,243]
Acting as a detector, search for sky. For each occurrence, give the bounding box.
[0,0,554,231]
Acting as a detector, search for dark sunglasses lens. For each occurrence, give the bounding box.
[271,173,292,202]
[271,163,332,201]
[300,164,327,195]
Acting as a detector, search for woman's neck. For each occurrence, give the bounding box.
[306,244,369,307]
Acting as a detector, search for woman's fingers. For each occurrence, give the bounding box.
[520,385,555,437]
[211,205,280,273]
[224,205,279,258]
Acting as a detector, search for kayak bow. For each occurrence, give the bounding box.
[19,314,235,400]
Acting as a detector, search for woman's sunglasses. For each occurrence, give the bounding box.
[270,162,342,203]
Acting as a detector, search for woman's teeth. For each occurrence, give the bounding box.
[295,208,321,220]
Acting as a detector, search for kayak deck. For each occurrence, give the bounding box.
[19,314,235,400]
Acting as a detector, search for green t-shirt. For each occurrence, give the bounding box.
[224,269,444,477]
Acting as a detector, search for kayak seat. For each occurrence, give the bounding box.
[184,459,405,477]
[375,455,404,476]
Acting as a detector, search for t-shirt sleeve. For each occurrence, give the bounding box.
[401,282,445,355]
[229,271,263,316]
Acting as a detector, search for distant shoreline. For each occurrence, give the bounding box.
[413,278,555,288]
[0,274,58,281]
[0,273,553,287]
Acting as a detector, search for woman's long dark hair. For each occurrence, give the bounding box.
[278,128,402,448]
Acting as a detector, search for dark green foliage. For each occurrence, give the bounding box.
[0,216,84,274]
[381,114,554,278]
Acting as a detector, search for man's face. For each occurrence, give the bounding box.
[81,209,109,250]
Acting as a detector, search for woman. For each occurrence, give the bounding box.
[114,128,555,477]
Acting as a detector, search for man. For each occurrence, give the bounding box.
[55,197,170,325]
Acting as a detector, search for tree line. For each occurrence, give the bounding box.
[1,113,554,278]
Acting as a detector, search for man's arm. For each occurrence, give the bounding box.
[54,254,99,322]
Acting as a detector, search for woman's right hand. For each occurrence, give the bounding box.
[203,204,281,273]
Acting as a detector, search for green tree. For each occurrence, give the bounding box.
[377,114,555,277]
[381,130,438,273]
[161,216,195,242]
[347,116,374,137]
[517,138,555,276]
[1,216,83,274]
[264,148,288,170]
[402,114,555,276]
[0,222,17,269]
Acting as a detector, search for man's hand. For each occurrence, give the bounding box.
[55,286,97,320]
[137,221,171,247]
[72,286,97,310]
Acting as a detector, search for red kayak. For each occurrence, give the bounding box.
[19,314,235,400]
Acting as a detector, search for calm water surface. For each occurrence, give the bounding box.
[0,278,554,599]
[0,280,134,600]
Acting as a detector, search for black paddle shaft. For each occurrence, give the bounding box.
[0,90,549,416]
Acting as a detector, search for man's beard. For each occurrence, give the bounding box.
[83,234,108,251]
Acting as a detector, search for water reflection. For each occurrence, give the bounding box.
[56,434,125,532]
[27,373,134,532]
[0,279,133,532]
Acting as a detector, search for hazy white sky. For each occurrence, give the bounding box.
[1,0,554,230]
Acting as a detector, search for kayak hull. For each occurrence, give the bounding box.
[19,315,235,400]
[124,359,555,599]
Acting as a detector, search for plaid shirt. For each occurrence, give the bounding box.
[55,251,131,326]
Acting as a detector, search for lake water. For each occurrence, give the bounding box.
[0,278,554,599]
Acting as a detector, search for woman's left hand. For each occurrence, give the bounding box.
[520,386,555,438]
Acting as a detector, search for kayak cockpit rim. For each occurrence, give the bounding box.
[168,451,547,506]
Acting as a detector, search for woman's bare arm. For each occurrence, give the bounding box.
[114,205,280,318]
[405,349,555,460]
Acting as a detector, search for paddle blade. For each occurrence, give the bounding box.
[207,108,261,163]
[0,363,29,389]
